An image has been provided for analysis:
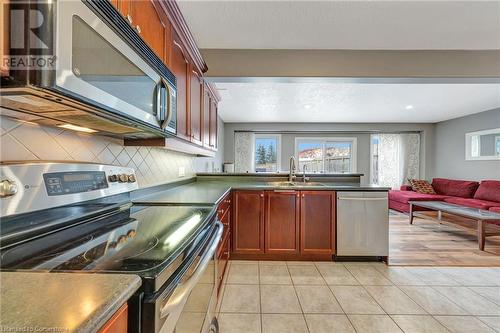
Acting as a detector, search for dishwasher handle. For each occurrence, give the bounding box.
[160,221,223,318]
[337,197,387,201]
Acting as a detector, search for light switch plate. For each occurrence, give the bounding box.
[178,166,185,177]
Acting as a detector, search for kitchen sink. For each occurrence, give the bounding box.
[269,181,326,188]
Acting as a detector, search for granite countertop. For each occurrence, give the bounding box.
[133,178,390,206]
[196,172,365,177]
[0,272,141,333]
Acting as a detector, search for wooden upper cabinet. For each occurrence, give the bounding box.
[209,97,218,149]
[170,29,190,140]
[300,191,336,255]
[265,191,300,255]
[202,85,211,147]
[128,1,165,60]
[112,0,218,152]
[189,65,203,145]
[232,191,265,254]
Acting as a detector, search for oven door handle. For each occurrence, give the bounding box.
[160,221,223,318]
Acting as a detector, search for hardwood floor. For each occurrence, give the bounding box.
[389,210,500,266]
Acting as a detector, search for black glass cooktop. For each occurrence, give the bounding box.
[0,205,216,291]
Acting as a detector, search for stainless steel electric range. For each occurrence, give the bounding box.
[0,162,222,333]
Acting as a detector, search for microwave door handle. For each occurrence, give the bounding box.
[155,80,164,128]
[159,221,223,318]
[162,78,174,130]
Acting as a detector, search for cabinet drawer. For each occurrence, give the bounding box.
[217,195,231,219]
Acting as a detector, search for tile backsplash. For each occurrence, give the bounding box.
[0,115,196,188]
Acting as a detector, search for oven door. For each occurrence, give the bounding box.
[149,221,223,333]
[54,0,175,132]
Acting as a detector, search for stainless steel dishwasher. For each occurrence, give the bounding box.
[336,191,389,260]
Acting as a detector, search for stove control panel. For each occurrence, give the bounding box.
[43,171,108,196]
[0,163,138,217]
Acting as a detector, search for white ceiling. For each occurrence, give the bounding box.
[177,1,500,50]
[216,82,500,123]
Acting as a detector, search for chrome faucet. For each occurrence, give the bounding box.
[302,164,310,183]
[288,156,296,183]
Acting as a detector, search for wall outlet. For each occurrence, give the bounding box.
[178,166,185,177]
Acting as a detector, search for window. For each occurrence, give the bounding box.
[370,133,421,189]
[295,137,357,173]
[496,136,500,156]
[465,128,500,161]
[254,134,281,172]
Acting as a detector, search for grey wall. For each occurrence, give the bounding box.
[195,116,225,172]
[223,123,435,183]
[434,108,500,181]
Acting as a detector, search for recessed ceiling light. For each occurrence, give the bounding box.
[405,105,414,110]
[303,104,313,109]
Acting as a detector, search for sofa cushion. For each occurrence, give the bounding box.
[400,185,413,191]
[408,179,436,194]
[431,178,479,198]
[489,206,500,213]
[444,197,500,210]
[389,190,449,205]
[474,180,500,203]
[389,200,431,213]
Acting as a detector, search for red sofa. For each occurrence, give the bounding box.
[389,178,500,213]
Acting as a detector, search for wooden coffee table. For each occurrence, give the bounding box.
[408,200,500,251]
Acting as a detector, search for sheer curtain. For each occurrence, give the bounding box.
[371,133,420,189]
[234,132,255,172]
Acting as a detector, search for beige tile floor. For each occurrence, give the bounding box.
[216,260,500,333]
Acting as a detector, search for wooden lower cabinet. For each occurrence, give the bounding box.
[98,303,128,333]
[231,190,336,260]
[232,191,265,254]
[265,191,300,255]
[300,191,336,256]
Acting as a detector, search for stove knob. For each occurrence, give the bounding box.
[0,179,18,198]
[108,174,118,182]
[118,174,128,183]
[128,174,136,183]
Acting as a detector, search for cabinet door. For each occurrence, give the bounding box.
[209,98,218,149]
[265,191,300,255]
[98,303,128,333]
[170,30,189,140]
[128,1,165,60]
[300,191,336,255]
[189,65,203,145]
[232,191,265,254]
[202,86,211,147]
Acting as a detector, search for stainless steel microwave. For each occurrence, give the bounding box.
[0,0,176,138]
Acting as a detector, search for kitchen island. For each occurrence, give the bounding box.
[133,174,390,262]
[0,272,141,333]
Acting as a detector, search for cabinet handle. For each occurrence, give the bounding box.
[135,25,141,34]
[126,15,132,24]
[260,194,264,198]
[296,194,299,197]
[302,194,305,198]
